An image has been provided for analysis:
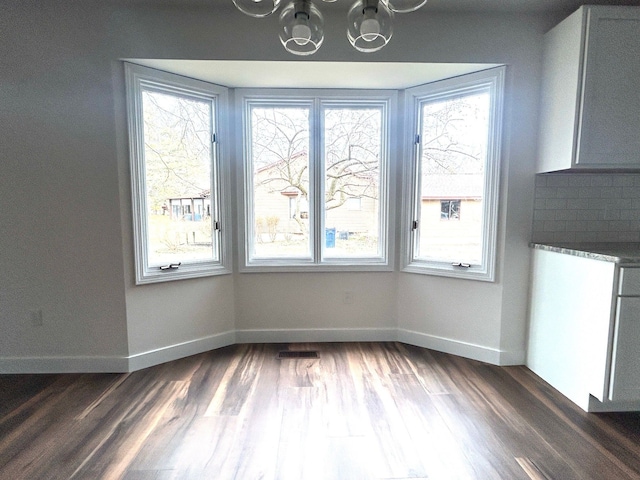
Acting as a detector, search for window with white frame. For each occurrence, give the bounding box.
[403,67,504,281]
[238,92,394,271]
[125,63,231,284]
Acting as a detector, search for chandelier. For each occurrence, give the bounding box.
[232,0,427,55]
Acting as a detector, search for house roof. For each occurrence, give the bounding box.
[255,153,307,175]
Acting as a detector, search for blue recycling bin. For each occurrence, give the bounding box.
[325,228,336,248]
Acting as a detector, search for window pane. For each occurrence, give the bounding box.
[250,106,311,259]
[416,91,490,264]
[142,89,216,266]
[324,107,382,258]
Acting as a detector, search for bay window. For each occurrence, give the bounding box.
[125,62,504,281]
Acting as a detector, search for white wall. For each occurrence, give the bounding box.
[396,14,544,365]
[0,2,130,372]
[112,61,236,363]
[0,0,552,372]
[235,272,398,340]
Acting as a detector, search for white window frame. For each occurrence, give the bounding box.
[401,67,505,282]
[236,89,396,273]
[125,63,232,284]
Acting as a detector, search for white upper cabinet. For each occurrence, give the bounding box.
[537,6,640,172]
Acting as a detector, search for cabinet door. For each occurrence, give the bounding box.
[536,7,585,173]
[577,7,640,167]
[618,267,640,296]
[609,297,640,402]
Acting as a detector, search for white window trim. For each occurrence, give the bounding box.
[236,89,396,273]
[125,63,232,284]
[401,66,505,282]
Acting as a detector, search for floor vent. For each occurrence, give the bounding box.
[277,351,319,359]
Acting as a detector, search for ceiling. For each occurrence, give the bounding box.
[119,0,640,13]
[124,0,640,89]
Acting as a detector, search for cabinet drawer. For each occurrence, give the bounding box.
[619,267,640,296]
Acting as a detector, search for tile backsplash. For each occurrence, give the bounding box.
[532,173,640,244]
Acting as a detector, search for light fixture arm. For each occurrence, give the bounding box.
[362,0,379,14]
[294,0,310,18]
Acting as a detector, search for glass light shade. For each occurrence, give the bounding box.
[279,0,324,56]
[383,0,427,13]
[347,0,393,53]
[233,0,281,18]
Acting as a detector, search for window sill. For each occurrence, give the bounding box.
[239,261,393,274]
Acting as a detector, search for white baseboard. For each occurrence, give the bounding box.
[0,331,236,374]
[235,327,397,344]
[127,330,236,372]
[497,349,526,366]
[0,328,524,374]
[236,328,523,366]
[397,329,524,366]
[0,355,130,374]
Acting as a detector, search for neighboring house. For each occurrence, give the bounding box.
[421,172,483,214]
[420,173,484,260]
[254,156,308,239]
[254,154,378,241]
[168,190,211,221]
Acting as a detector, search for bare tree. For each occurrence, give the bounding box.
[251,106,382,216]
[142,90,212,213]
[251,107,310,233]
[324,108,380,210]
[421,92,489,175]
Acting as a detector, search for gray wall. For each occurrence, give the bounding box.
[0,0,554,370]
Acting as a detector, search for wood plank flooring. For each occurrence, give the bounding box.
[1,342,640,479]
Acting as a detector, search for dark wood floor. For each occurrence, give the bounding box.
[1,343,640,479]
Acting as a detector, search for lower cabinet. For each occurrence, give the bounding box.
[528,249,640,412]
[610,271,640,402]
